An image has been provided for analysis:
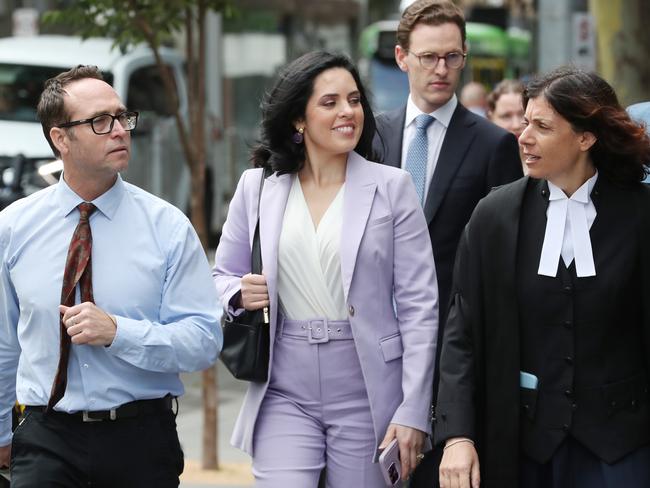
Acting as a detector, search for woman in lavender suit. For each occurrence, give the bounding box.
[213,52,438,487]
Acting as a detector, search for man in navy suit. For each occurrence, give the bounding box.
[372,1,522,485]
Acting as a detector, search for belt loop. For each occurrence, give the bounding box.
[278,313,285,338]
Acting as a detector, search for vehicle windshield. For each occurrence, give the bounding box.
[0,63,114,122]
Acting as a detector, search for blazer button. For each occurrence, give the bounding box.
[348,305,355,317]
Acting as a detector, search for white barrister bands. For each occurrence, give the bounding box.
[538,172,598,278]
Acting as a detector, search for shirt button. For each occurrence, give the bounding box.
[562,424,570,432]
[83,363,89,369]
[563,320,573,329]
[564,356,573,365]
[564,389,573,397]
[563,285,573,293]
[348,305,355,317]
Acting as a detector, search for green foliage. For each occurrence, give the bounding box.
[43,0,229,52]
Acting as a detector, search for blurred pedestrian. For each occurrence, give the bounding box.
[460,81,488,117]
[487,78,525,139]
[0,65,222,486]
[213,51,438,487]
[373,1,522,484]
[487,78,526,173]
[627,101,650,183]
[436,66,650,488]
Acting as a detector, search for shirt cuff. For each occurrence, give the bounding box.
[105,315,144,357]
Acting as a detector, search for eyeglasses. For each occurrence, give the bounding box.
[408,51,466,70]
[57,111,139,135]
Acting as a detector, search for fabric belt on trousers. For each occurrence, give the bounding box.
[25,395,174,422]
[280,317,353,344]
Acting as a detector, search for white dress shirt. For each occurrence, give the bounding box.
[401,94,458,202]
[277,176,347,320]
[538,172,598,277]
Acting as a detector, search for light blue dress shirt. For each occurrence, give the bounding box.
[0,175,222,445]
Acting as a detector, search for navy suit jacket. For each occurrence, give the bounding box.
[373,102,522,325]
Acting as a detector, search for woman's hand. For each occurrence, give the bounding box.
[379,423,426,480]
[439,437,480,488]
[240,273,269,311]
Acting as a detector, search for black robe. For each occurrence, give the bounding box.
[434,176,650,486]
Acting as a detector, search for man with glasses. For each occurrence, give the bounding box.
[0,65,222,486]
[372,1,522,486]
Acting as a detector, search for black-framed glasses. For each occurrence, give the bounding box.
[408,51,466,70]
[57,111,139,135]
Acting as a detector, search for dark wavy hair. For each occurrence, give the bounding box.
[524,66,650,185]
[250,51,376,174]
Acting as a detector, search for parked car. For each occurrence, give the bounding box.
[0,35,223,235]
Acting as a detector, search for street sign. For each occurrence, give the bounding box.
[572,12,596,71]
[12,8,39,37]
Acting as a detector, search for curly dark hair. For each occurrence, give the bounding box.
[250,51,376,174]
[524,66,650,185]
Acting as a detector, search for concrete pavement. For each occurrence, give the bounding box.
[177,367,253,488]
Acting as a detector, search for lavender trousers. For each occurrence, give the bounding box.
[251,317,386,487]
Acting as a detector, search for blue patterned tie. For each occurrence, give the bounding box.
[405,114,435,205]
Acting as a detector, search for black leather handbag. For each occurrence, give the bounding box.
[220,168,270,382]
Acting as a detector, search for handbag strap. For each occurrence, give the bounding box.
[251,167,271,275]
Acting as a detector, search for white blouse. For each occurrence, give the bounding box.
[276,176,347,320]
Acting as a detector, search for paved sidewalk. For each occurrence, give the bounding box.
[177,367,253,488]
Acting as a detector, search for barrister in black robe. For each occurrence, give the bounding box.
[434,67,650,488]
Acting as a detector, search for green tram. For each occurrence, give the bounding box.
[358,20,532,113]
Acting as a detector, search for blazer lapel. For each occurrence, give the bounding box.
[258,171,292,331]
[423,105,477,224]
[340,152,377,300]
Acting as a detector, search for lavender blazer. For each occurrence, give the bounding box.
[213,152,438,457]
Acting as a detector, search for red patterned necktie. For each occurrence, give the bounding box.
[47,202,96,411]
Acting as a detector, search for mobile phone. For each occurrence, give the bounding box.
[378,438,402,487]
[520,371,539,390]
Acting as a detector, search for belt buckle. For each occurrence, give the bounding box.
[307,319,329,344]
[82,409,117,422]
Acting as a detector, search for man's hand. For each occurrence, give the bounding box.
[60,303,117,346]
[379,423,426,480]
[0,443,10,469]
[439,437,480,488]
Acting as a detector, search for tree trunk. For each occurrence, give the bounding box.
[590,0,650,106]
[195,1,218,470]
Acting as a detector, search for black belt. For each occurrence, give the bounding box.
[25,396,174,422]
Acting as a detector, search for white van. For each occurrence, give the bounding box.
[0,35,222,235]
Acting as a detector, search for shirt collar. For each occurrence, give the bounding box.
[547,171,599,204]
[405,94,457,130]
[55,173,126,220]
